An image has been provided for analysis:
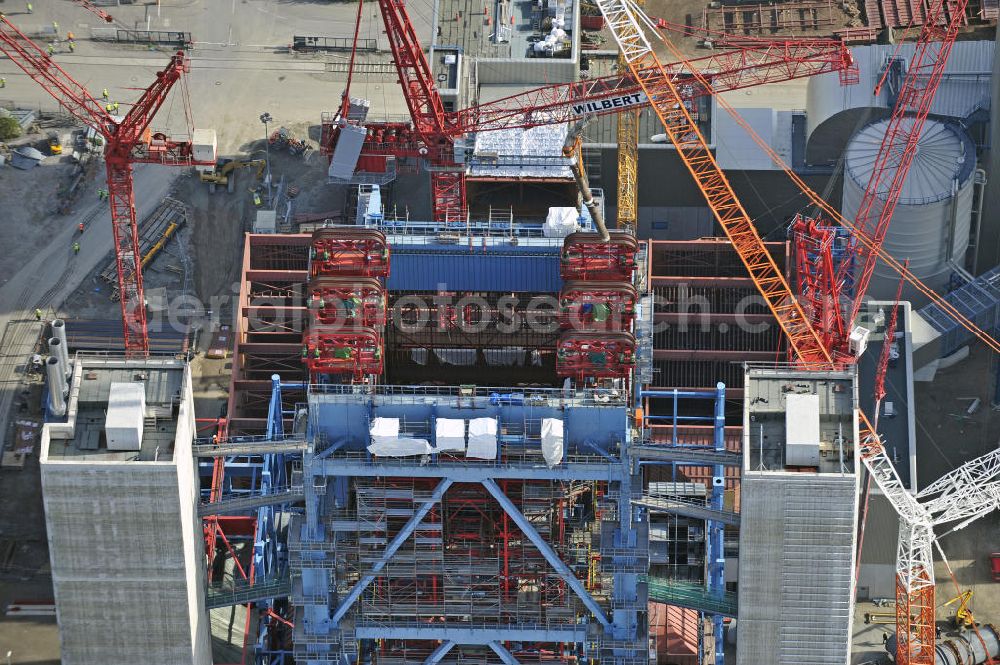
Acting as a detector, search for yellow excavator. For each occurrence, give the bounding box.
[199,158,265,193]
[943,589,975,628]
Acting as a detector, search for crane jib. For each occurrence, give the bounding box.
[571,93,648,115]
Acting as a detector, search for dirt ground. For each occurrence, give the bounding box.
[0,128,87,284]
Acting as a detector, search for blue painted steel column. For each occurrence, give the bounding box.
[424,640,456,664]
[331,478,454,626]
[481,478,610,628]
[489,641,522,665]
[709,382,726,665]
[268,374,284,439]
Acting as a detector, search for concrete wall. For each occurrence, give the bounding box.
[40,368,210,665]
[736,474,858,665]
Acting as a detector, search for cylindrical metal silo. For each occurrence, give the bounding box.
[842,119,976,306]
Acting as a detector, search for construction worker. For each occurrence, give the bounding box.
[0,78,5,89]
[252,191,262,207]
[112,101,119,113]
[67,41,75,53]
[66,31,74,41]
[105,103,114,113]
[102,88,109,100]
[34,308,42,321]
[52,21,58,35]
[77,222,85,233]
[26,3,33,14]
[72,241,80,255]
[46,43,54,56]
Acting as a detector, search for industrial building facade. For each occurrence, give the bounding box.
[40,357,211,665]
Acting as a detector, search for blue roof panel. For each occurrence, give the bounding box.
[388,246,563,293]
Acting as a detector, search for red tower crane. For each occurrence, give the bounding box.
[618,2,991,662]
[0,17,214,357]
[323,2,854,222]
[806,0,975,361]
[70,0,115,23]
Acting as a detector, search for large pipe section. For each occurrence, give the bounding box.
[46,356,67,417]
[563,119,610,242]
[887,625,1000,665]
[50,321,71,375]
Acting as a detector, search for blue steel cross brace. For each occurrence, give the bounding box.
[424,640,456,664]
[481,477,611,629]
[331,477,454,625]
[489,641,522,665]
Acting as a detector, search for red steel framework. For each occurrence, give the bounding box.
[556,331,637,381]
[309,228,390,278]
[309,276,388,328]
[560,232,639,281]
[0,18,211,357]
[559,280,637,332]
[821,0,975,361]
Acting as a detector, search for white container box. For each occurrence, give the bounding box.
[105,382,146,451]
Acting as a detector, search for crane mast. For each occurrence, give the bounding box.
[594,0,831,364]
[614,0,643,230]
[593,3,998,665]
[0,18,209,357]
[827,0,973,354]
[374,0,465,222]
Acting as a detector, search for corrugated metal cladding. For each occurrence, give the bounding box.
[737,475,857,665]
[807,40,994,137]
[387,247,562,292]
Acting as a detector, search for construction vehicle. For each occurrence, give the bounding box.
[47,131,62,155]
[943,590,975,628]
[199,158,264,193]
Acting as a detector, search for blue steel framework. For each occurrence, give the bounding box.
[199,375,294,665]
[287,383,647,664]
[215,231,744,665]
[636,386,727,665]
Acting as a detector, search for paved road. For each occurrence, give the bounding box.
[0,0,427,153]
[0,164,177,445]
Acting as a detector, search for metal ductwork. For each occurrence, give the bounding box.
[51,319,71,375]
[887,625,1000,665]
[46,356,67,417]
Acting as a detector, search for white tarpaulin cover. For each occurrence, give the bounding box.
[541,418,564,467]
[368,417,433,456]
[435,418,466,452]
[543,207,580,238]
[368,437,433,457]
[370,417,400,441]
[467,417,498,460]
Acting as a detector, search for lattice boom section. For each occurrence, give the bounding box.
[594,0,831,365]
